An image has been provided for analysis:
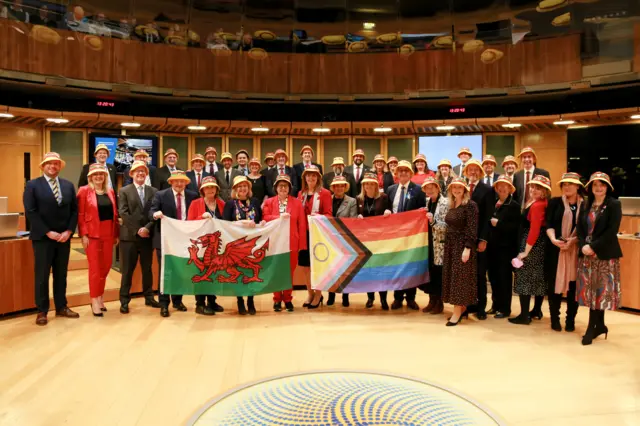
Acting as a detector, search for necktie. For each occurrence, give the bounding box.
[279,167,284,176]
[226,170,230,185]
[50,178,61,205]
[470,183,476,194]
[209,163,214,175]
[138,185,145,204]
[176,192,183,220]
[197,173,201,188]
[525,171,531,203]
[305,163,309,169]
[398,186,405,212]
[355,167,360,182]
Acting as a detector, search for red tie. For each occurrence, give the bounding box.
[209,164,214,175]
[280,167,284,175]
[470,183,475,194]
[197,173,201,188]
[176,193,182,220]
[355,167,360,182]
[525,171,531,203]
[305,163,309,169]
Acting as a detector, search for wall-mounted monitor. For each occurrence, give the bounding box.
[88,133,159,173]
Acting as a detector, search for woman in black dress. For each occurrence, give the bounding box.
[487,176,521,319]
[441,177,478,326]
[247,157,267,204]
[510,175,551,325]
[223,176,265,315]
[357,172,392,309]
[545,172,584,332]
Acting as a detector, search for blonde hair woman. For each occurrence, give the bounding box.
[441,177,478,326]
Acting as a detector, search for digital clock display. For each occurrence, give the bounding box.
[449,107,466,113]
[97,101,115,107]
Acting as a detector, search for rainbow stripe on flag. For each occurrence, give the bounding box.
[309,210,429,293]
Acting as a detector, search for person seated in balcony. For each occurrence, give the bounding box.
[65,5,95,34]
[91,12,112,38]
[1,0,30,23]
[30,6,57,28]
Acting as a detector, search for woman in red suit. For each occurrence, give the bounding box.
[77,163,119,316]
[297,165,332,309]
[187,176,226,316]
[263,175,306,313]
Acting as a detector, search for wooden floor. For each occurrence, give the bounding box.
[0,293,639,426]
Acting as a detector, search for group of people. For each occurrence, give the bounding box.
[23,143,623,346]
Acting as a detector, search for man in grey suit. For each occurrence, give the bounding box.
[118,161,160,313]
[327,175,357,307]
[215,152,242,201]
[512,147,550,207]
[452,147,473,178]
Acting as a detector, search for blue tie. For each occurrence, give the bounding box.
[138,186,145,204]
[398,186,405,213]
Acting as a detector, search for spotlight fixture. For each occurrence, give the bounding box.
[435,125,455,131]
[0,112,14,119]
[188,120,207,131]
[312,127,331,133]
[121,121,141,128]
[373,123,392,132]
[502,122,522,129]
[46,117,69,124]
[363,22,376,30]
[631,114,640,119]
[251,122,270,132]
[553,119,575,125]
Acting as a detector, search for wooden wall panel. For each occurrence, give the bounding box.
[0,239,35,315]
[517,131,567,197]
[634,23,640,73]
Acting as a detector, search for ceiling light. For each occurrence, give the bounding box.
[46,117,69,124]
[631,114,640,119]
[188,125,207,131]
[568,125,588,129]
[553,119,575,125]
[0,113,14,118]
[121,122,141,128]
[436,125,455,131]
[373,123,392,132]
[502,123,522,129]
[363,22,376,30]
[312,127,331,133]
[251,124,269,132]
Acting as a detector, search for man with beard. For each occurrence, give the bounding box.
[214,152,243,201]
[501,155,518,181]
[322,157,357,198]
[344,149,370,195]
[513,147,550,207]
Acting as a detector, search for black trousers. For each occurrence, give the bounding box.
[156,249,183,307]
[475,250,488,312]
[119,239,154,306]
[487,248,513,315]
[367,291,388,301]
[393,288,417,302]
[424,265,442,297]
[33,239,71,313]
[196,295,218,306]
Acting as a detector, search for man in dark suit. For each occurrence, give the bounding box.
[123,149,157,187]
[344,149,370,195]
[153,148,180,190]
[452,147,473,178]
[265,149,299,197]
[235,149,250,176]
[260,152,276,176]
[150,170,198,317]
[512,147,550,207]
[481,155,501,186]
[23,152,80,326]
[501,155,518,181]
[387,160,426,311]
[322,157,357,198]
[118,161,160,313]
[78,143,117,189]
[215,152,243,201]
[204,146,222,176]
[463,159,495,320]
[293,145,323,185]
[186,153,209,194]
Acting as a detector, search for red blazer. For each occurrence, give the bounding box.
[263,195,307,252]
[77,186,119,238]
[297,188,332,233]
[187,197,226,220]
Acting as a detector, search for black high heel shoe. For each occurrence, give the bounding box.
[529,309,543,320]
[100,307,107,312]
[446,315,464,327]
[92,310,103,317]
[302,301,311,308]
[308,296,324,310]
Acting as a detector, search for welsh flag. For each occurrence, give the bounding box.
[160,217,291,296]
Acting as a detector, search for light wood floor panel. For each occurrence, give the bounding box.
[0,293,639,426]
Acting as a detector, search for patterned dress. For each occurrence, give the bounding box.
[514,201,548,296]
[442,201,478,306]
[577,206,621,310]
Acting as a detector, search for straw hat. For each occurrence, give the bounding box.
[395,160,414,175]
[232,175,251,189]
[518,146,537,160]
[360,172,379,186]
[492,175,516,193]
[458,147,472,158]
[167,170,191,183]
[352,149,366,159]
[190,153,206,165]
[331,157,345,167]
[331,175,351,191]
[39,152,66,170]
[462,159,486,177]
[413,153,427,164]
[204,146,217,156]
[273,174,292,189]
[94,143,110,155]
[299,145,315,156]
[372,154,386,164]
[273,148,289,161]
[482,155,497,166]
[438,159,452,169]
[502,155,518,167]
[249,157,261,167]
[527,174,552,191]
[164,148,179,159]
[558,172,584,187]
[421,176,441,191]
[235,149,249,158]
[220,152,233,162]
[128,160,149,177]
[448,177,470,192]
[301,164,322,180]
[87,163,109,177]
[386,156,399,165]
[586,171,614,190]
[264,152,275,162]
[199,176,220,194]
[133,149,149,159]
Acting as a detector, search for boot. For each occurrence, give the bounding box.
[582,309,599,345]
[549,293,562,332]
[593,309,608,340]
[565,283,578,332]
[327,292,336,306]
[509,295,532,325]
[422,295,435,313]
[430,297,444,315]
[365,294,374,309]
[247,296,256,315]
[342,294,350,307]
[529,295,544,320]
[237,297,247,316]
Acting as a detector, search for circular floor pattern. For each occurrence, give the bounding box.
[189,371,504,425]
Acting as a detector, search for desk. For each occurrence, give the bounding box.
[619,235,640,310]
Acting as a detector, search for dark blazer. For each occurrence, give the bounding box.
[78,163,117,189]
[293,162,324,184]
[149,188,198,249]
[387,181,426,212]
[487,195,520,251]
[23,176,78,240]
[118,183,158,241]
[215,168,243,201]
[260,166,276,176]
[577,196,623,260]
[344,164,371,195]
[123,164,157,187]
[470,181,495,242]
[223,198,263,223]
[382,172,395,194]
[513,167,550,206]
[265,166,299,197]
[482,173,501,187]
[322,172,357,198]
[185,170,210,194]
[153,165,175,191]
[357,193,390,217]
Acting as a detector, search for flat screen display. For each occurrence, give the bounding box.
[89,134,158,173]
[418,135,483,172]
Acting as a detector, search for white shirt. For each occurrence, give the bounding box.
[44,173,62,202]
[392,183,408,213]
[523,166,535,176]
[172,189,186,221]
[207,161,218,174]
[352,164,363,180]
[484,173,495,185]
